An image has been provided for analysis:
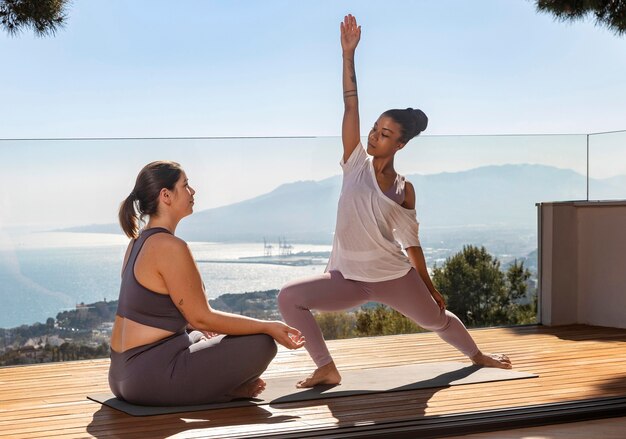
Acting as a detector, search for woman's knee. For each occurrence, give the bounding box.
[277,284,302,312]
[419,309,453,332]
[220,333,276,373]
[262,333,278,356]
[249,333,277,367]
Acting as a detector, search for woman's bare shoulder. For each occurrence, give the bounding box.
[403,180,416,210]
[143,232,191,257]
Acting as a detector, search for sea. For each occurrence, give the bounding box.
[0,231,332,329]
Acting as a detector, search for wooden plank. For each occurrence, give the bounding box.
[0,325,625,439]
[445,415,626,439]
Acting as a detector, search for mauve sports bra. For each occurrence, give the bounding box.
[382,174,406,206]
[116,227,187,333]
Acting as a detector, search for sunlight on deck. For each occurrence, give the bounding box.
[1,325,625,438]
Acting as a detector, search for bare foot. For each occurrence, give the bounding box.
[297,361,342,388]
[229,378,266,399]
[471,352,512,369]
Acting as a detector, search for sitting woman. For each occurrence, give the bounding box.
[109,161,305,406]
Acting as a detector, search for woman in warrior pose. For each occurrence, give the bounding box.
[109,161,304,405]
[278,15,511,388]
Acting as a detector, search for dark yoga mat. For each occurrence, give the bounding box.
[88,361,537,416]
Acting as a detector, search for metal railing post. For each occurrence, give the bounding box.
[586,134,590,201]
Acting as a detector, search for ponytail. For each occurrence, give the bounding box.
[119,193,139,239]
[119,161,182,239]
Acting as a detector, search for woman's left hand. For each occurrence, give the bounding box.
[341,14,361,53]
[199,330,220,340]
[187,323,221,341]
[430,289,446,311]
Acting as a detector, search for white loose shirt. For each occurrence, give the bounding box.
[325,142,422,282]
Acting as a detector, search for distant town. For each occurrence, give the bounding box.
[1,227,538,366]
[0,290,281,366]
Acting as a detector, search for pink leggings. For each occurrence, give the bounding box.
[278,268,480,367]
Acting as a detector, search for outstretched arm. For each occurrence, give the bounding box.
[340,14,361,163]
[403,182,446,310]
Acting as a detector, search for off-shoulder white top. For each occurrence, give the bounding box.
[325,142,421,282]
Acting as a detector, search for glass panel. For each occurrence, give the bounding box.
[0,133,588,364]
[588,130,626,200]
[402,134,587,261]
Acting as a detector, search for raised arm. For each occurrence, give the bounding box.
[159,238,305,350]
[340,14,361,163]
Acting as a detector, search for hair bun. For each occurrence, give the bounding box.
[408,107,428,133]
[381,107,428,143]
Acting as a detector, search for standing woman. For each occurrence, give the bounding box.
[278,15,511,388]
[109,161,304,405]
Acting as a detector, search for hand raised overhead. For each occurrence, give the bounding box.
[340,14,361,53]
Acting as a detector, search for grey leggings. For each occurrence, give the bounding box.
[109,331,277,406]
[278,268,480,367]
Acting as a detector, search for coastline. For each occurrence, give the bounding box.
[198,250,330,266]
[0,289,281,366]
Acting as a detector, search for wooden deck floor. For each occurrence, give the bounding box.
[446,416,626,439]
[1,325,625,438]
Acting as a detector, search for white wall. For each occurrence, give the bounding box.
[539,201,626,329]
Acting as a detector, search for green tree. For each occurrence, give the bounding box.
[315,312,357,340]
[1,0,69,37]
[355,305,424,337]
[505,259,537,324]
[535,0,626,36]
[432,245,536,327]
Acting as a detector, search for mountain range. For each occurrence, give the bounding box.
[66,164,624,244]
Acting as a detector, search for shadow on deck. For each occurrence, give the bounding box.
[1,325,625,438]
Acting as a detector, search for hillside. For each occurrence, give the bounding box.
[63,164,624,243]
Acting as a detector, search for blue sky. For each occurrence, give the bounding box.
[1,1,625,228]
[1,0,625,138]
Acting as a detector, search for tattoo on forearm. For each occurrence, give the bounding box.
[345,59,357,86]
[343,89,358,100]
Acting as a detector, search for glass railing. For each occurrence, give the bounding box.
[588,130,626,200]
[0,132,598,364]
